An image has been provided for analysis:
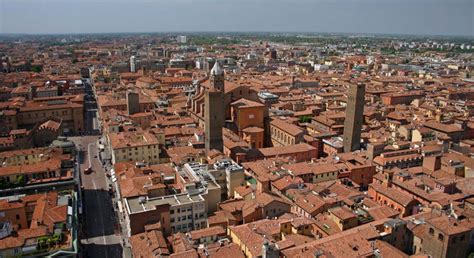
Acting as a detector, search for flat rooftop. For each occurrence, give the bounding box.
[126,193,204,214]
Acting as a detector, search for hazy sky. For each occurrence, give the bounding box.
[0,0,473,36]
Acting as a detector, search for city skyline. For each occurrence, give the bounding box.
[1,0,473,36]
[0,1,473,257]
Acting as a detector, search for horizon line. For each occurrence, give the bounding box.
[0,31,473,39]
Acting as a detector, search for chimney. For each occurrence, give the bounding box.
[382,171,393,188]
[423,155,441,172]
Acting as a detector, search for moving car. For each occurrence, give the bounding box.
[84,166,93,174]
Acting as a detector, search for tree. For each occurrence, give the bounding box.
[298,115,312,123]
[16,175,26,186]
[0,178,9,189]
[52,233,62,245]
[31,66,41,73]
[37,236,49,250]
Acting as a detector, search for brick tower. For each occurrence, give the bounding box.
[343,83,365,152]
[205,62,225,153]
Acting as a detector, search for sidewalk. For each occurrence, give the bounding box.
[103,159,131,257]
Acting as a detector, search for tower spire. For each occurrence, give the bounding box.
[210,61,223,76]
[209,61,225,92]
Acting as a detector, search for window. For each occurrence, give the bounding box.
[429,228,434,235]
[16,214,20,220]
[438,234,444,241]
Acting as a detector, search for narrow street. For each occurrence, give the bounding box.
[70,136,123,257]
[70,80,126,257]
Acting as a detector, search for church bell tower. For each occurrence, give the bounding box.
[205,62,225,153]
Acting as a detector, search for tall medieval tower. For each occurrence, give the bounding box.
[343,83,365,152]
[205,62,225,153]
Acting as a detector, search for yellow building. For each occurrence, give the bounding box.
[109,130,161,164]
[270,118,306,147]
[327,206,358,231]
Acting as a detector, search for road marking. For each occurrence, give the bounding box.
[87,142,96,168]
